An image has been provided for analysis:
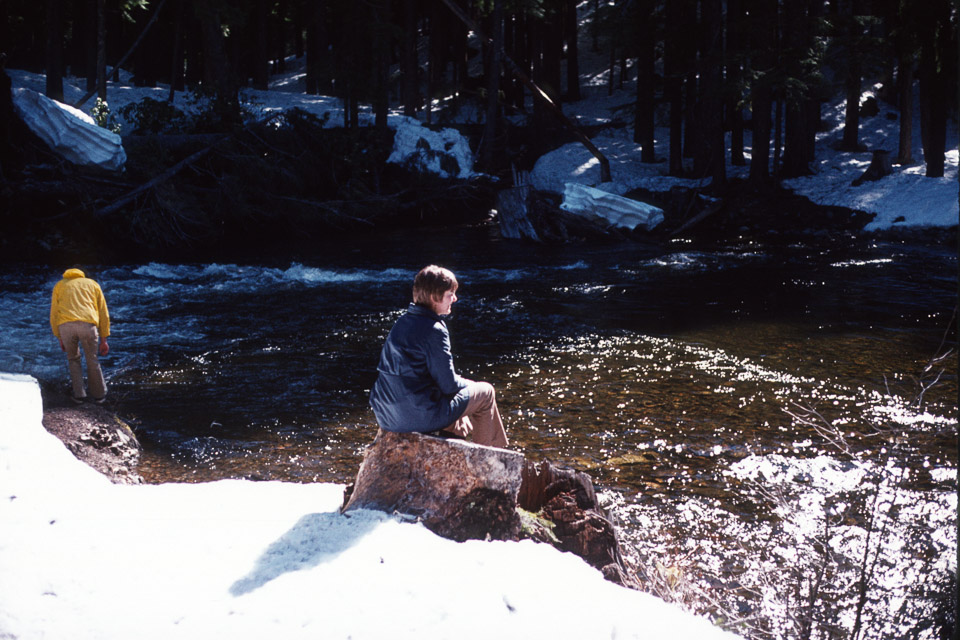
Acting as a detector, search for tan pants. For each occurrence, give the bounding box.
[59,321,106,400]
[447,381,508,448]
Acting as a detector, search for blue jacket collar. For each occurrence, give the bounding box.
[407,302,448,321]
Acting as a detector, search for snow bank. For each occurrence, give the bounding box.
[387,116,475,179]
[12,88,126,172]
[0,374,739,640]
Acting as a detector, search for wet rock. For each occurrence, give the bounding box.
[42,403,142,484]
[341,430,524,542]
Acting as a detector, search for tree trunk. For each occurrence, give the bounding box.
[305,1,326,95]
[133,3,160,87]
[895,27,915,165]
[840,9,863,151]
[680,1,698,161]
[402,0,419,116]
[726,0,746,166]
[664,0,684,176]
[563,0,580,101]
[543,5,562,104]
[168,0,185,101]
[293,0,304,59]
[273,0,288,74]
[374,0,391,131]
[634,0,655,162]
[782,0,815,178]
[531,14,547,132]
[480,0,503,170]
[45,0,64,101]
[591,0,600,52]
[700,0,725,188]
[917,0,951,178]
[607,33,615,97]
[773,91,783,177]
[97,0,107,101]
[80,0,98,91]
[748,0,776,185]
[197,0,240,128]
[252,0,269,90]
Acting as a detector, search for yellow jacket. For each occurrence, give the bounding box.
[50,269,111,340]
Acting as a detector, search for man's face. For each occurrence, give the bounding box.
[432,289,458,316]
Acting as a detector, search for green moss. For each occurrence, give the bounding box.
[517,507,560,544]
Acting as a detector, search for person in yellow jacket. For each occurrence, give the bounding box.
[50,268,111,404]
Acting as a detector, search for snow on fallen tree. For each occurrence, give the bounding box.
[12,88,126,172]
[560,182,665,231]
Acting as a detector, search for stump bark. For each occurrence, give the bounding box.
[519,459,637,588]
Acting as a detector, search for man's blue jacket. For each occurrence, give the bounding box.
[369,303,471,433]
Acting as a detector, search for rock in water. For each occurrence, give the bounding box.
[341,430,524,542]
[42,403,142,484]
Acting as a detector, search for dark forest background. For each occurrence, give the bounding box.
[3,0,957,179]
[0,1,957,260]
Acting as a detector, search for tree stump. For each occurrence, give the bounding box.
[496,185,541,241]
[852,150,893,186]
[519,459,637,588]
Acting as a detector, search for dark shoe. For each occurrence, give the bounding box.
[93,396,107,405]
[70,395,85,404]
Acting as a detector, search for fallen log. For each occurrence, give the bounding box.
[93,135,227,217]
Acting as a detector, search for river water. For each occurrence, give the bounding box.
[2,226,956,638]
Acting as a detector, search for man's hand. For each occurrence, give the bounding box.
[99,338,109,356]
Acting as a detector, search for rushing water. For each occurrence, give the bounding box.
[2,226,956,638]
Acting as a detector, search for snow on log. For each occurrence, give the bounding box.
[560,182,664,231]
[12,88,126,172]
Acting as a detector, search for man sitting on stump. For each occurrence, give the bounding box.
[370,265,508,448]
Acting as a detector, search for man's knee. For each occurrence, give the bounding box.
[477,380,496,396]
[469,381,496,408]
